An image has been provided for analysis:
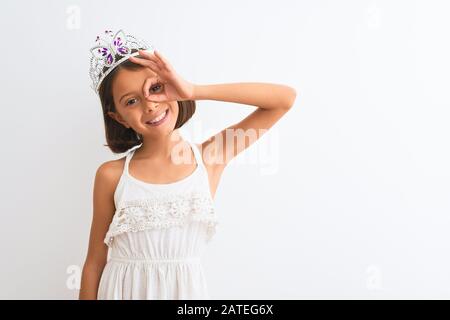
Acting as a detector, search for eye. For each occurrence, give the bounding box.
[126,98,137,106]
[150,83,163,93]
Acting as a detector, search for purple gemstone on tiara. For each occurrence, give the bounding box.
[107,53,113,64]
[118,47,128,54]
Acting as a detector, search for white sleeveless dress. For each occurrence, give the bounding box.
[97,139,219,300]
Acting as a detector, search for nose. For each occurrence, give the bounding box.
[143,99,159,113]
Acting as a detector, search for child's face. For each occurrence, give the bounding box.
[108,66,178,137]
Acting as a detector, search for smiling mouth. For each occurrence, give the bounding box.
[145,109,169,126]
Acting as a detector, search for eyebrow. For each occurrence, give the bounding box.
[119,92,136,104]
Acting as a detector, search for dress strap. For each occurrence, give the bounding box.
[124,144,141,176]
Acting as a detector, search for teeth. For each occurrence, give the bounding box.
[148,110,167,124]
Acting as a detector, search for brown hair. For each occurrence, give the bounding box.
[98,49,196,154]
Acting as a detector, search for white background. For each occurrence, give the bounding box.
[0,0,449,299]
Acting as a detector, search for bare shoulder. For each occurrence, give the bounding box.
[95,157,126,192]
[83,157,126,268]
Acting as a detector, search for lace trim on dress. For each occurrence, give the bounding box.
[104,191,218,247]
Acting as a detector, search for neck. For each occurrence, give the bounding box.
[135,130,184,160]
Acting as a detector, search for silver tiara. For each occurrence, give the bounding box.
[89,29,155,95]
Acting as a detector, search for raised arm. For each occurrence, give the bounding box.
[128,50,297,172]
[194,82,297,169]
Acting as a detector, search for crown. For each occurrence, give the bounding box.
[89,29,155,95]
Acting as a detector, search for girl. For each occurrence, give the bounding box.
[79,29,296,300]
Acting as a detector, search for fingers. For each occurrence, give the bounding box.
[140,49,171,70]
[153,50,170,68]
[141,49,162,62]
[138,49,165,68]
[142,76,160,98]
[128,56,161,73]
